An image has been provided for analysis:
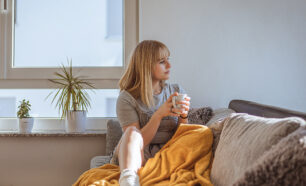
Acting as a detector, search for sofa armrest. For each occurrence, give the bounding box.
[90,120,122,169]
[90,156,112,169]
[106,119,123,155]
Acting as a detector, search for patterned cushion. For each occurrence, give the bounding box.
[188,107,213,125]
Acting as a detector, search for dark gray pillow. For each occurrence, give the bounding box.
[188,107,213,125]
[233,126,306,186]
[105,119,123,155]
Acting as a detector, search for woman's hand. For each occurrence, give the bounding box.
[177,96,191,118]
[155,92,190,119]
[155,92,181,119]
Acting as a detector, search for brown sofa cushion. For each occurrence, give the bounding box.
[233,126,306,186]
[210,113,305,186]
[206,108,235,126]
[208,118,226,156]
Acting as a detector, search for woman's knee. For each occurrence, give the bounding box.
[123,126,143,145]
[118,126,144,170]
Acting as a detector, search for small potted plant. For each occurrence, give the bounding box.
[17,99,34,133]
[47,59,95,133]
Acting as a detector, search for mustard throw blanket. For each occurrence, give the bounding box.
[74,124,213,186]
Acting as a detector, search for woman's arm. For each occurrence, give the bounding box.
[123,92,181,147]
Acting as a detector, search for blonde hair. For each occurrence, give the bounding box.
[119,40,170,108]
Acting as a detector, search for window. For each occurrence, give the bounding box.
[0,0,138,83]
[0,97,16,117]
[0,0,138,121]
[106,0,123,40]
[106,97,117,117]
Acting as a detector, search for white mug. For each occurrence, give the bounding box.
[172,93,187,114]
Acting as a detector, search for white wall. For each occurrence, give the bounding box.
[140,0,306,112]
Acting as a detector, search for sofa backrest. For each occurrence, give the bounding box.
[229,99,306,120]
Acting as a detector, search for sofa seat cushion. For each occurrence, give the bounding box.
[210,113,305,186]
[90,156,112,169]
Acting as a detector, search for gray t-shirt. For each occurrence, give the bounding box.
[116,83,186,161]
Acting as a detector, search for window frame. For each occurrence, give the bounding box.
[0,0,139,89]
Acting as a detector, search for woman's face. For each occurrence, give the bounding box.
[152,56,171,81]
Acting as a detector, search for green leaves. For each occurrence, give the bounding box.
[47,59,95,119]
[17,99,31,118]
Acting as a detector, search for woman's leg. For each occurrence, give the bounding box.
[117,126,144,186]
[117,126,145,172]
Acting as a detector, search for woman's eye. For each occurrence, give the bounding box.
[160,60,165,64]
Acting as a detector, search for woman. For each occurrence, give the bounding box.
[114,40,191,186]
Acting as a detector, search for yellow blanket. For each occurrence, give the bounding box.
[74,124,213,186]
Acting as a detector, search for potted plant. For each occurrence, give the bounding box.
[47,59,95,133]
[17,99,34,133]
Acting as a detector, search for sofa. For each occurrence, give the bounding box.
[91,99,306,186]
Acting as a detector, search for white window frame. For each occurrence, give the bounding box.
[0,0,139,89]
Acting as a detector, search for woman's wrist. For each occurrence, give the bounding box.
[179,113,188,119]
[153,111,164,120]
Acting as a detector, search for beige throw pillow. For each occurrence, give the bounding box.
[232,126,306,186]
[210,113,305,186]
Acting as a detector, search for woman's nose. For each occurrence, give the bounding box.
[166,60,171,68]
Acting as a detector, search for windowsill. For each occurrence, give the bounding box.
[0,117,117,132]
[0,129,106,137]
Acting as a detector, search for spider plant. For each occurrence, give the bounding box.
[47,59,95,119]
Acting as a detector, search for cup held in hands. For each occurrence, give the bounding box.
[172,93,187,114]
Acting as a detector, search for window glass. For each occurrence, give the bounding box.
[13,0,123,67]
[0,89,120,117]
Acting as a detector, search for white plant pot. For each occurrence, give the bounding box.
[65,111,86,133]
[19,118,34,133]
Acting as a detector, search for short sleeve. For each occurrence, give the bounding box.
[116,91,139,127]
[171,83,187,95]
[177,84,187,94]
